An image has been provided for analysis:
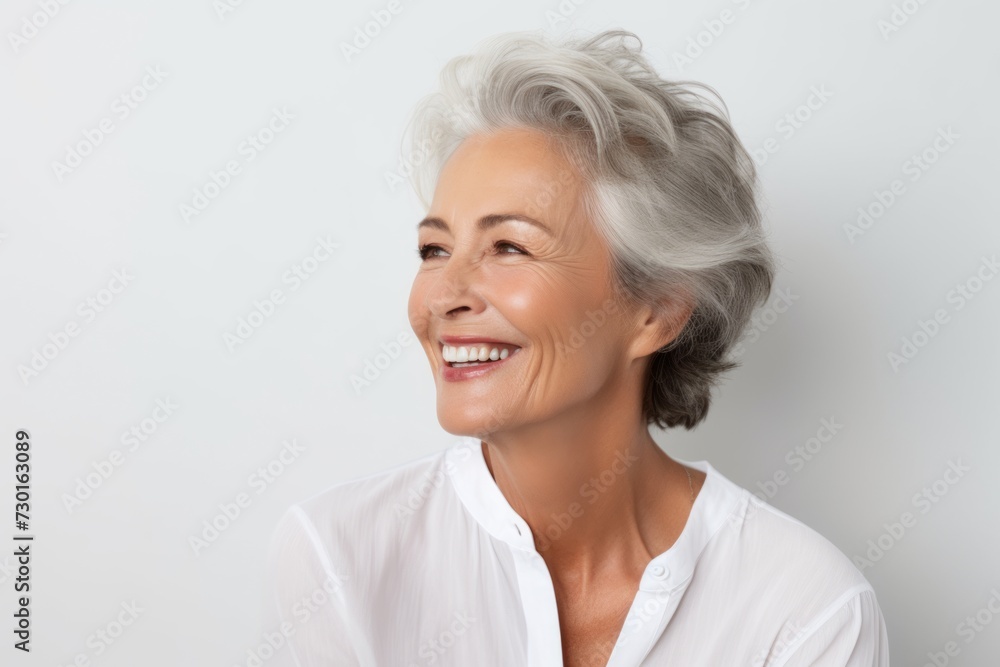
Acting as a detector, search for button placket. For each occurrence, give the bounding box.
[511,547,563,666]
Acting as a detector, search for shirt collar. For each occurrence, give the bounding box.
[445,436,744,592]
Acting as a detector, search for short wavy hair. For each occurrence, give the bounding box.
[402,28,776,430]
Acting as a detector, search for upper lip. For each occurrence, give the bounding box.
[439,335,521,347]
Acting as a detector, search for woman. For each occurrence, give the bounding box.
[268,29,889,666]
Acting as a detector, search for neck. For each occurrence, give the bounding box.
[480,379,695,585]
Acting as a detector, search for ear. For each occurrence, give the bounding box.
[627,287,695,360]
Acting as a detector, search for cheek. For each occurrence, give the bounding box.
[488,270,574,338]
[407,276,429,336]
[490,267,606,346]
[489,268,620,383]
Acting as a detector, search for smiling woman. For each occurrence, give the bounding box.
[267,28,889,666]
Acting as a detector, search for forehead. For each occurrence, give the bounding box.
[429,127,583,223]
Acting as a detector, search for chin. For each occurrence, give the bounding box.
[437,402,514,439]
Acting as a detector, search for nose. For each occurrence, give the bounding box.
[423,254,487,320]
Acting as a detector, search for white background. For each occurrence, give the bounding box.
[1,0,998,664]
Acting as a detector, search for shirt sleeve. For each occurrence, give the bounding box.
[772,586,890,667]
[265,505,366,667]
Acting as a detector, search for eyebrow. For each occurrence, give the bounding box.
[416,213,553,236]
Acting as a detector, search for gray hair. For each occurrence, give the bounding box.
[403,29,776,430]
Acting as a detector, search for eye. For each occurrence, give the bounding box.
[417,241,529,261]
[417,244,448,261]
[494,241,528,256]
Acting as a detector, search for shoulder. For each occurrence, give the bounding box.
[697,462,871,599]
[706,472,889,664]
[739,492,870,592]
[266,446,454,607]
[265,451,452,665]
[292,445,451,537]
[270,444,461,568]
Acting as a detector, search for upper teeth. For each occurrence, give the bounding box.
[442,344,517,363]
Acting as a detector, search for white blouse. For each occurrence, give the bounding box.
[266,437,890,666]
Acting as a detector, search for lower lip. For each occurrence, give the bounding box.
[441,349,521,382]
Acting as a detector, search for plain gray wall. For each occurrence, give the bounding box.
[1,0,998,664]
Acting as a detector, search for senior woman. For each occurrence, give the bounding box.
[268,29,889,666]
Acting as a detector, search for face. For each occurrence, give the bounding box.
[407,127,649,437]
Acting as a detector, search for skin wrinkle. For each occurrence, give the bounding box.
[407,126,702,666]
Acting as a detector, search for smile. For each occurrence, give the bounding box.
[441,343,520,366]
[438,339,523,382]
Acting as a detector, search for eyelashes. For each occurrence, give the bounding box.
[416,244,444,261]
[417,241,528,261]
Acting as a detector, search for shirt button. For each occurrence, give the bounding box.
[650,564,669,579]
